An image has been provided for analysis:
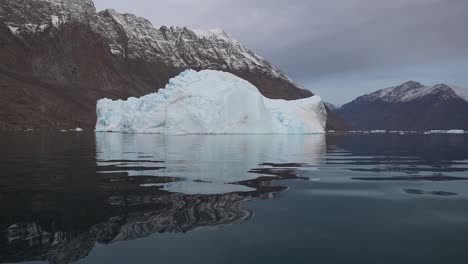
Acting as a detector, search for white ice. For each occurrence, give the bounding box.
[427,130,465,134]
[95,70,326,134]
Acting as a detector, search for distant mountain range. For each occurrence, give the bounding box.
[0,0,348,130]
[335,81,468,131]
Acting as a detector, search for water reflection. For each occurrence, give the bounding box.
[326,133,468,199]
[0,133,326,264]
[2,133,468,264]
[95,134,326,194]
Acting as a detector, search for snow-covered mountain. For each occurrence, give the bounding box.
[336,81,468,130]
[0,0,350,130]
[0,189,268,264]
[353,81,466,104]
[0,0,304,93]
[92,9,289,81]
[0,0,95,24]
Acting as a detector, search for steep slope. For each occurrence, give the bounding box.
[321,101,351,131]
[336,81,468,130]
[0,0,346,130]
[91,9,313,100]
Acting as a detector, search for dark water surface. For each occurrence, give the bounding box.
[1,132,468,264]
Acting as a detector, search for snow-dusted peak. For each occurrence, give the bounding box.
[355,81,466,104]
[192,28,239,43]
[0,0,95,25]
[41,0,96,14]
[101,9,155,30]
[91,10,291,79]
[433,83,453,91]
[1,0,312,100]
[0,0,96,37]
[401,80,424,88]
[160,26,238,44]
[357,81,422,103]
[145,24,287,78]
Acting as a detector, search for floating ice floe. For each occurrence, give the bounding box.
[60,128,84,132]
[95,70,327,134]
[426,130,465,134]
[370,130,387,133]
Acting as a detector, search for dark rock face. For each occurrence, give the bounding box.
[336,81,468,130]
[0,21,147,129]
[0,0,346,130]
[324,106,352,131]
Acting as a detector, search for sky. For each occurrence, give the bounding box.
[93,0,468,104]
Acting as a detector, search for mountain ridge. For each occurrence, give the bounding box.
[335,81,468,130]
[352,81,466,104]
[0,0,352,131]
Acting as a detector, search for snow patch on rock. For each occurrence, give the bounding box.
[192,28,239,43]
[95,70,326,134]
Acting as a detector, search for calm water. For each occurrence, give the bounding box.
[1,132,468,264]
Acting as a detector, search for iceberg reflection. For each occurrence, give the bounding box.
[95,134,326,194]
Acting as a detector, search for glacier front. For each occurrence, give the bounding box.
[95,70,327,134]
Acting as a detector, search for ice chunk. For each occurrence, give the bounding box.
[59,128,84,132]
[370,130,386,133]
[95,70,326,134]
[427,130,465,134]
[446,130,465,134]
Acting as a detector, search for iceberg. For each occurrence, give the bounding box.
[95,70,327,134]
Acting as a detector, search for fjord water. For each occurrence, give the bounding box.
[1,133,468,264]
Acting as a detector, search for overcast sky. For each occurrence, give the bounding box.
[93,0,468,104]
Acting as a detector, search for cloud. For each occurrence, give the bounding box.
[93,0,468,102]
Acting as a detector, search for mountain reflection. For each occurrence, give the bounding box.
[1,190,274,264]
[0,133,326,264]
